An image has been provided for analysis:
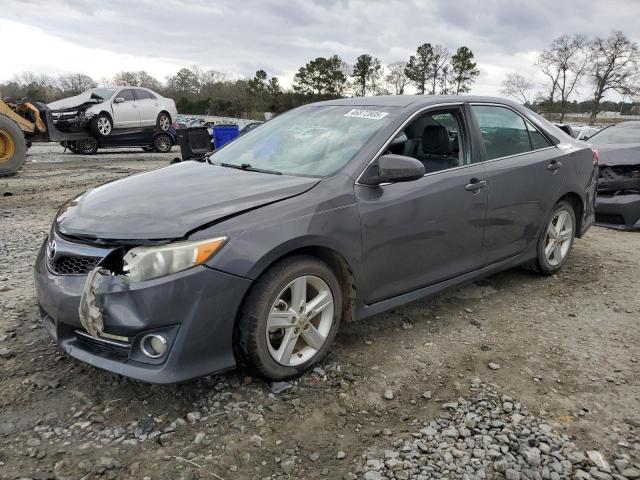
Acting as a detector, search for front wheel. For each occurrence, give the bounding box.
[534,200,576,275]
[234,256,342,380]
[91,113,112,137]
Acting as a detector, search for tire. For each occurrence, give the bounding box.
[156,112,171,132]
[533,200,576,275]
[153,133,173,153]
[0,114,27,177]
[76,138,99,155]
[90,113,113,137]
[234,255,342,380]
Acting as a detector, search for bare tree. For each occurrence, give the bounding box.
[500,73,534,104]
[587,31,640,124]
[57,73,97,95]
[536,34,589,121]
[385,61,409,95]
[429,45,450,95]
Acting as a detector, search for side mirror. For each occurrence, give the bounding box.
[113,97,125,104]
[374,154,425,184]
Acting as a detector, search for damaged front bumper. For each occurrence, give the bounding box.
[595,164,640,231]
[34,237,252,384]
[595,192,640,230]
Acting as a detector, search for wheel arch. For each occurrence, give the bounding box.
[555,191,584,238]
[239,243,358,325]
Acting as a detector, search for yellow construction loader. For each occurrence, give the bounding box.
[0,97,90,176]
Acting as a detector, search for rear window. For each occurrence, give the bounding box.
[588,123,640,145]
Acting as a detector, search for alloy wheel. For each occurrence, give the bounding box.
[97,117,111,135]
[159,115,170,131]
[544,209,573,266]
[266,275,334,367]
[155,135,171,152]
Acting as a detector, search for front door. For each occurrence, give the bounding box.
[470,104,567,263]
[355,106,489,304]
[112,89,140,128]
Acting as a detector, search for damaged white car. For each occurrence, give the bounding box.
[47,87,178,137]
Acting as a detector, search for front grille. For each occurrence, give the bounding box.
[51,255,101,275]
[75,330,131,357]
[595,213,626,225]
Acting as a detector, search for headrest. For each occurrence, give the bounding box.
[422,124,452,156]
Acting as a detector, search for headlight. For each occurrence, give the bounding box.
[122,237,227,283]
[83,111,96,119]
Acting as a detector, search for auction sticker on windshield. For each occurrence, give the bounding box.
[344,109,389,120]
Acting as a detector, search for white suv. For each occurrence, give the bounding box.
[48,86,178,137]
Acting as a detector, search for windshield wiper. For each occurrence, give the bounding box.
[216,162,282,175]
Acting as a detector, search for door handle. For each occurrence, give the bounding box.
[465,179,487,192]
[547,160,562,171]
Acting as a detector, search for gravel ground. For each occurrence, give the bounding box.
[0,144,639,480]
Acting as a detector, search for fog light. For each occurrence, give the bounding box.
[140,334,167,358]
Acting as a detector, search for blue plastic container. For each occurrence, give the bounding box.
[212,124,239,149]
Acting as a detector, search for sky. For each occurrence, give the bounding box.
[2,0,639,100]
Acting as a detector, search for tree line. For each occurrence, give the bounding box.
[500,30,640,123]
[1,43,480,119]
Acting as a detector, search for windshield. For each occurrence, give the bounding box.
[89,88,116,100]
[589,123,640,145]
[209,105,397,176]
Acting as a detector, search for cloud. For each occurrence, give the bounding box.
[2,0,639,98]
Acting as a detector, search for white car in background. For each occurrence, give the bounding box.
[48,86,178,137]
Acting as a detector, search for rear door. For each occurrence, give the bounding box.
[470,104,566,263]
[112,89,140,128]
[134,89,159,126]
[355,104,489,304]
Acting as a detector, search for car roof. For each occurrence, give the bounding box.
[312,95,524,109]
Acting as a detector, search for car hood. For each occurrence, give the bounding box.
[56,161,320,241]
[592,143,640,166]
[48,92,105,110]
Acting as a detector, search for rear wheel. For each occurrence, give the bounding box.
[91,113,112,137]
[0,114,27,177]
[234,256,342,380]
[153,133,173,152]
[534,200,576,275]
[157,112,171,132]
[76,138,98,155]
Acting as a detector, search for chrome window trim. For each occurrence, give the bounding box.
[354,102,464,186]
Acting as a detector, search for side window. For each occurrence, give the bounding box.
[471,105,531,160]
[134,89,155,101]
[117,89,135,102]
[388,109,468,173]
[526,120,552,150]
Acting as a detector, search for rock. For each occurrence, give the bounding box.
[336,450,346,459]
[568,451,586,464]
[622,468,640,479]
[194,432,206,445]
[0,347,15,359]
[494,459,508,473]
[505,468,520,480]
[442,401,458,410]
[383,388,394,400]
[343,473,357,480]
[26,437,41,447]
[309,451,320,461]
[488,362,501,370]
[422,390,432,400]
[364,472,381,480]
[586,450,609,472]
[524,448,541,467]
[0,422,16,436]
[0,285,11,292]
[280,458,295,474]
[249,434,262,447]
[270,381,293,394]
[186,412,201,423]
